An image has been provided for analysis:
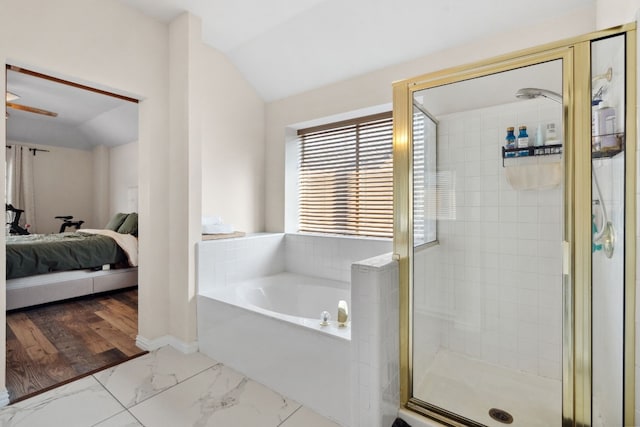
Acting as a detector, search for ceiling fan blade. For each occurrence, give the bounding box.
[6,102,58,117]
[5,91,20,102]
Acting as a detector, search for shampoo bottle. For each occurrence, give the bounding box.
[517,125,529,156]
[517,126,529,148]
[504,127,516,158]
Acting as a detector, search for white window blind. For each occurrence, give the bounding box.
[412,107,426,245]
[297,112,393,238]
[413,106,439,246]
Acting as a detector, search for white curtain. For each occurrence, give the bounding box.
[6,145,36,233]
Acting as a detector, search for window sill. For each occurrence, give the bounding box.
[289,231,392,243]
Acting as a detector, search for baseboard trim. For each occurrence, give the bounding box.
[0,388,10,408]
[136,335,199,354]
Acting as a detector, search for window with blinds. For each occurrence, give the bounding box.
[297,112,393,238]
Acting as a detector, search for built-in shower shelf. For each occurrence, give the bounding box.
[501,143,562,167]
[592,132,624,159]
[592,148,623,159]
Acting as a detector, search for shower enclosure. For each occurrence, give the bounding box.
[393,25,636,426]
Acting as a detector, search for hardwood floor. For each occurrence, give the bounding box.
[6,287,146,403]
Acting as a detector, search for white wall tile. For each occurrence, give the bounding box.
[285,234,391,282]
[351,255,399,427]
[413,100,563,384]
[196,233,285,291]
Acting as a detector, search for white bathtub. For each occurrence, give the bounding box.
[197,233,397,427]
[203,272,351,340]
[197,272,352,426]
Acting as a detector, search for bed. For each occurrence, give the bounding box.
[6,212,139,310]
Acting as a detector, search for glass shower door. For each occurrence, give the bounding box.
[409,60,565,426]
[395,25,638,427]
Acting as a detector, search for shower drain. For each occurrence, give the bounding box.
[488,408,514,424]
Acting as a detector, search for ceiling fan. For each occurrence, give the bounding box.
[5,91,58,118]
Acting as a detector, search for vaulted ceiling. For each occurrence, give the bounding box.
[119,0,595,101]
[6,0,595,149]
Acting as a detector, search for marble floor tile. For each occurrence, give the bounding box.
[95,345,218,408]
[92,410,142,426]
[0,376,123,427]
[281,406,343,427]
[130,363,300,427]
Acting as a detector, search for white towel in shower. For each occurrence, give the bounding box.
[505,162,561,191]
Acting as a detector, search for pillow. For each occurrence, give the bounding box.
[105,212,128,231]
[117,212,138,236]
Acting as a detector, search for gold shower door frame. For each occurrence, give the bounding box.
[393,24,637,427]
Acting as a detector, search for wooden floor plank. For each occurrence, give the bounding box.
[94,301,138,338]
[65,319,116,355]
[88,319,141,357]
[5,325,53,398]
[6,317,77,398]
[7,313,59,364]
[98,297,139,323]
[28,309,101,360]
[5,287,143,403]
[110,290,138,311]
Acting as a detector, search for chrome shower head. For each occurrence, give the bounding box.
[515,88,562,103]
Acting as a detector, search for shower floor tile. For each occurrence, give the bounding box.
[414,350,561,427]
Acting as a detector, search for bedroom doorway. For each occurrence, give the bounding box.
[4,65,143,402]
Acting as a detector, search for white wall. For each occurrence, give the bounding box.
[92,144,110,229]
[168,12,200,349]
[265,7,596,232]
[596,0,640,29]
[1,4,265,396]
[198,36,265,233]
[1,0,173,398]
[7,140,138,234]
[110,141,139,215]
[7,140,95,234]
[166,13,265,346]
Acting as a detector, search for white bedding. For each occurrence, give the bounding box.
[79,229,139,266]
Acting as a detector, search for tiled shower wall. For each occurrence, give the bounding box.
[413,98,564,383]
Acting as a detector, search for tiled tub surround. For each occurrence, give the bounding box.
[351,254,400,427]
[196,233,394,427]
[411,99,564,424]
